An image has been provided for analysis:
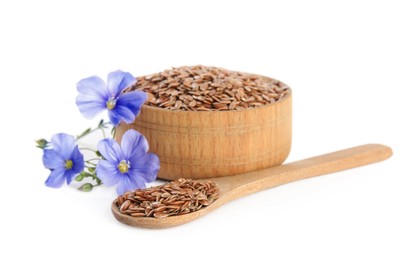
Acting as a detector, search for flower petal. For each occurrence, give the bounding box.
[50,133,75,160]
[76,76,107,99]
[70,145,85,174]
[42,149,63,169]
[108,110,121,126]
[121,129,149,160]
[97,138,122,163]
[130,153,160,183]
[116,174,145,195]
[110,104,136,125]
[127,173,146,190]
[45,167,66,188]
[107,70,136,97]
[117,91,147,118]
[65,146,85,184]
[76,94,106,119]
[65,171,75,185]
[96,160,120,186]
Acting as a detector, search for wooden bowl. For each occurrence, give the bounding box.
[116,80,292,180]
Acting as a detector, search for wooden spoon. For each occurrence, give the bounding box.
[111,144,392,228]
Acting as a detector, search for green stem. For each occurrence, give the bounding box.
[100,127,106,139]
[111,127,116,139]
[75,121,111,141]
[79,147,97,153]
[81,171,102,185]
[85,158,100,163]
[85,162,97,168]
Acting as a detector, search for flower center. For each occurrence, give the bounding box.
[65,160,73,170]
[118,160,130,173]
[106,97,117,110]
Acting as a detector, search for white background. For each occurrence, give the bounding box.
[1,0,417,259]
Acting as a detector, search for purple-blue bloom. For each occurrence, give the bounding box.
[96,129,159,195]
[76,70,147,126]
[42,133,84,188]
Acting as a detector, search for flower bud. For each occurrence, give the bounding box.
[78,183,93,192]
[36,139,48,149]
[75,174,84,182]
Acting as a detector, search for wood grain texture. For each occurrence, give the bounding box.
[111,144,392,229]
[116,89,292,180]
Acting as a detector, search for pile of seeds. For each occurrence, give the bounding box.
[127,65,289,111]
[115,178,220,218]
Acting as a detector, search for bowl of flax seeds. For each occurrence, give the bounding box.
[116,65,291,180]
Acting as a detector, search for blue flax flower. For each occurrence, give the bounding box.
[96,129,159,195]
[76,70,147,126]
[42,133,84,188]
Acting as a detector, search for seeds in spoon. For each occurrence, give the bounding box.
[115,178,220,219]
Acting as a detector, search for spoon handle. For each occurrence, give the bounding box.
[215,144,392,199]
